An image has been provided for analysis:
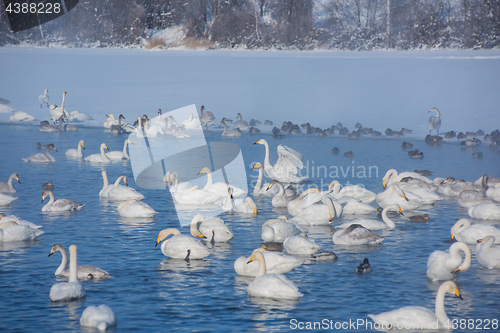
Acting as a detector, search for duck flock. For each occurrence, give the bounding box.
[2,89,500,330]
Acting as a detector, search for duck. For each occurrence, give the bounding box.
[450,218,500,244]
[267,180,298,208]
[234,113,249,131]
[476,236,500,269]
[336,204,402,230]
[219,120,243,137]
[251,162,278,196]
[427,242,471,281]
[42,190,84,212]
[189,214,234,244]
[198,167,246,198]
[283,234,322,255]
[0,221,44,241]
[0,173,20,193]
[246,249,303,299]
[106,139,133,160]
[65,140,85,158]
[199,105,215,126]
[369,281,462,329]
[49,244,109,279]
[80,304,117,331]
[355,258,372,273]
[468,201,500,220]
[10,110,36,121]
[49,245,86,302]
[291,197,339,226]
[253,139,307,183]
[23,143,57,163]
[220,187,257,214]
[234,248,302,277]
[261,216,302,243]
[409,214,430,223]
[332,224,385,245]
[84,143,110,163]
[156,228,210,260]
[0,192,17,206]
[38,88,49,107]
[428,107,441,135]
[117,199,157,218]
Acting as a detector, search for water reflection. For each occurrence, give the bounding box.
[157,258,212,273]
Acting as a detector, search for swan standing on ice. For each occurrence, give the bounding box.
[246,249,303,299]
[65,140,85,158]
[428,107,441,135]
[219,120,243,138]
[49,244,109,279]
[117,199,156,218]
[156,228,210,260]
[369,281,462,329]
[42,190,84,212]
[0,173,21,193]
[84,143,110,163]
[199,105,215,126]
[190,214,234,243]
[10,111,36,121]
[451,218,500,244]
[476,236,500,269]
[39,88,49,107]
[80,304,117,331]
[23,143,57,163]
[106,139,134,160]
[234,248,302,276]
[0,221,44,241]
[336,204,402,230]
[254,139,307,183]
[426,242,471,281]
[50,245,86,302]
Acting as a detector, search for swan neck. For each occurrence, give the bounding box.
[114,176,125,187]
[435,286,450,326]
[254,167,263,194]
[326,198,336,220]
[222,122,228,135]
[255,252,266,277]
[204,169,213,190]
[123,140,130,158]
[102,172,109,192]
[382,206,397,229]
[68,245,78,283]
[55,247,68,276]
[262,141,271,172]
[100,144,109,161]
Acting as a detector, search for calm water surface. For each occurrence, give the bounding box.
[0,123,499,332]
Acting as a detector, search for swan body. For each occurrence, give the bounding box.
[117,200,157,218]
[234,249,302,276]
[49,244,109,279]
[0,221,44,241]
[84,143,110,163]
[103,114,118,128]
[0,173,20,193]
[468,202,500,220]
[38,88,49,107]
[477,236,500,269]
[428,107,441,134]
[198,167,246,198]
[448,181,484,197]
[0,192,17,206]
[400,184,443,205]
[290,197,339,225]
[382,169,432,189]
[254,139,307,183]
[10,110,35,121]
[80,305,117,331]
[49,245,86,302]
[99,171,127,198]
[333,224,385,245]
[283,234,321,255]
[167,172,199,194]
[246,250,303,299]
[328,181,376,204]
[268,180,298,208]
[68,110,91,121]
[199,105,215,126]
[457,190,487,208]
[220,120,243,137]
[234,113,249,130]
[336,204,402,230]
[65,140,85,158]
[0,214,42,229]
[172,186,221,205]
[261,216,302,243]
[182,113,201,129]
[486,183,500,202]
[109,114,125,135]
[251,162,278,196]
[337,197,376,215]
[376,184,421,211]
[451,219,500,244]
[427,242,471,281]
[287,188,325,216]
[23,144,57,163]
[50,91,69,122]
[369,281,461,329]
[190,214,234,243]
[42,190,84,212]
[108,176,144,201]
[156,228,210,260]
[220,188,257,214]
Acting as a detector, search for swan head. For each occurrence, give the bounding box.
[156,228,181,246]
[127,139,134,145]
[158,109,162,115]
[79,140,85,150]
[41,190,52,202]
[47,143,57,152]
[253,139,265,145]
[48,243,64,257]
[440,281,462,300]
[197,167,211,175]
[451,218,471,239]
[236,113,242,120]
[101,143,109,150]
[190,214,207,238]
[328,180,340,191]
[251,162,263,170]
[247,249,265,264]
[13,173,20,183]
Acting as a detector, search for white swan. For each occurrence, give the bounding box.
[23,144,57,163]
[337,197,376,215]
[84,143,110,163]
[486,183,500,202]
[0,214,42,229]
[457,190,487,208]
[476,236,500,269]
[426,242,471,281]
[254,139,307,183]
[117,199,157,218]
[267,180,298,208]
[42,190,84,212]
[108,176,145,201]
[220,188,257,214]
[261,216,302,243]
[107,139,134,160]
[287,188,325,216]
[167,172,199,194]
[246,250,303,299]
[382,169,432,189]
[428,107,441,135]
[190,214,234,243]
[336,204,402,230]
[181,113,201,129]
[80,304,117,331]
[10,110,36,121]
[65,140,85,158]
[327,181,376,204]
[0,192,17,206]
[290,197,339,226]
[219,120,243,138]
[448,181,484,197]
[198,167,246,198]
[468,201,500,220]
[50,91,69,123]
[0,221,44,241]
[199,105,215,126]
[49,245,86,302]
[99,171,126,198]
[251,162,278,196]
[103,113,118,128]
[376,184,421,211]
[156,228,210,260]
[170,175,221,204]
[234,113,249,130]
[109,114,125,135]
[400,183,443,205]
[451,218,500,244]
[49,244,109,279]
[0,173,20,193]
[283,234,321,255]
[38,88,49,107]
[332,224,385,245]
[234,249,302,276]
[369,281,461,329]
[68,110,91,121]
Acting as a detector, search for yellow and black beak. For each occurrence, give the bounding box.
[399,207,404,216]
[253,140,260,145]
[455,288,463,300]
[155,237,161,247]
[247,255,254,264]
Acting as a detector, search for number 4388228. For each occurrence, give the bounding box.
[444,319,498,330]
[5,2,61,14]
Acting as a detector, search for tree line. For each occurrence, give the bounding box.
[1,0,499,49]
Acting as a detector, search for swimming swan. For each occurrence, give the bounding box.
[99,171,127,198]
[80,304,117,331]
[336,204,402,230]
[291,197,339,225]
[170,174,221,205]
[0,173,20,193]
[23,143,57,163]
[426,242,471,281]
[254,139,307,183]
[234,248,302,277]
[234,113,249,131]
[246,249,303,299]
[49,245,86,302]
[451,218,500,244]
[49,243,109,279]
[376,184,421,211]
[283,234,322,255]
[65,140,85,158]
[49,91,69,123]
[476,236,500,269]
[369,280,462,329]
[337,197,376,215]
[10,110,36,121]
[190,214,234,243]
[468,201,500,220]
[0,214,42,229]
[106,139,133,160]
[220,188,257,214]
[156,228,210,260]
[42,190,84,212]
[0,193,18,206]
[251,162,278,196]
[117,199,157,218]
[332,224,385,245]
[287,188,325,216]
[267,180,298,208]
[84,143,110,163]
[382,169,432,189]
[108,176,145,201]
[428,107,441,135]
[219,120,243,138]
[198,167,245,198]
[0,221,44,241]
[327,180,376,204]
[261,216,302,243]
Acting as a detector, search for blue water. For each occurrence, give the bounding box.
[1,122,500,332]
